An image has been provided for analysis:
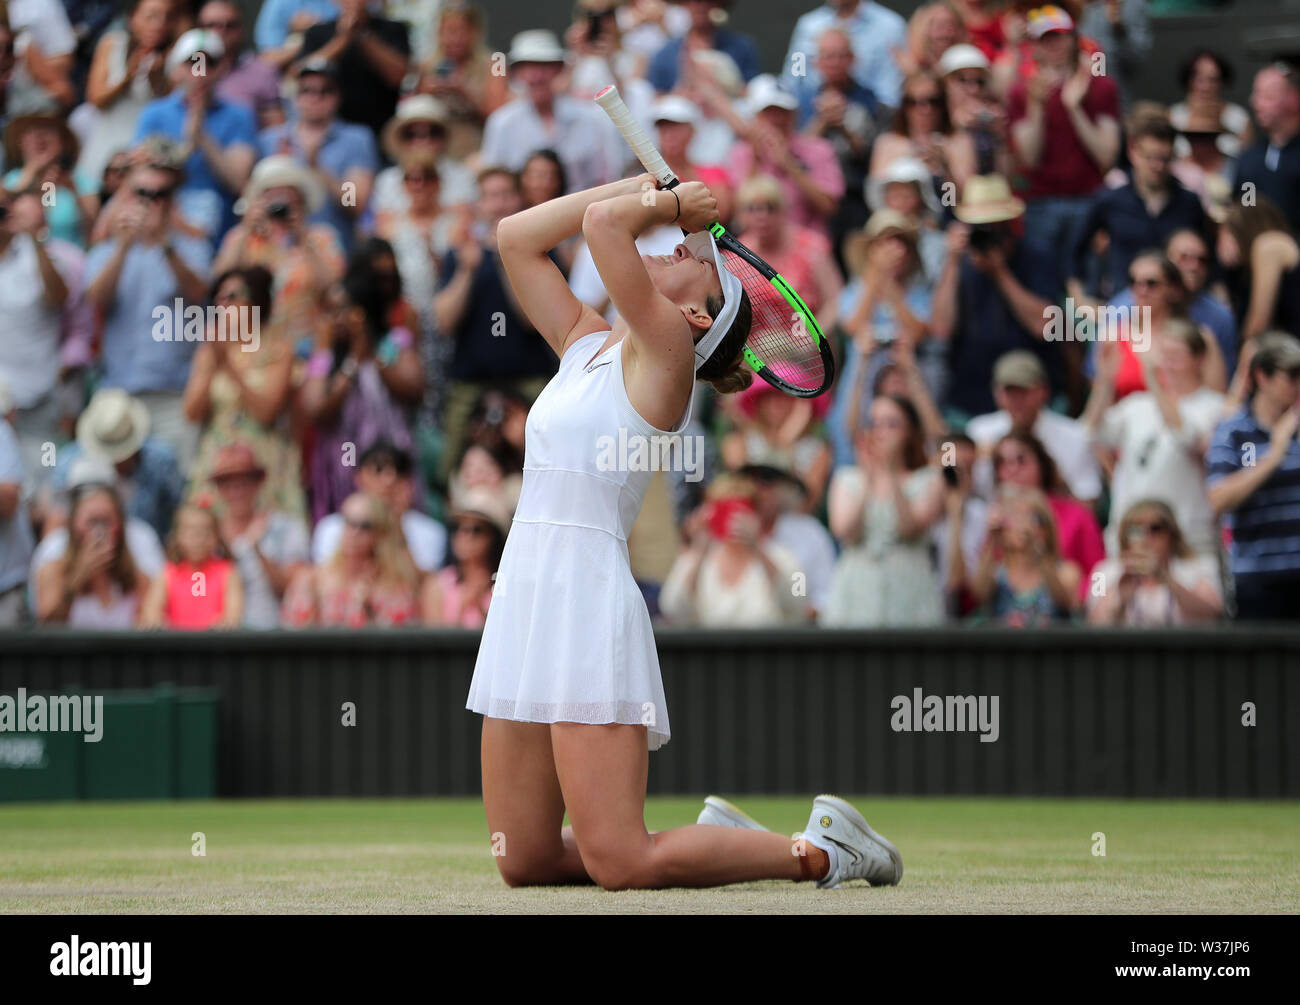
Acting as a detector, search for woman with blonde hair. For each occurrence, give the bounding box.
[413,1,510,158]
[280,492,420,627]
[896,2,966,77]
[1086,499,1223,626]
[869,71,953,181]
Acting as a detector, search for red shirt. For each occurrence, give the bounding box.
[966,15,1006,62]
[1007,71,1119,199]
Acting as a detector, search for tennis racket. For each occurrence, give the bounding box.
[595,85,835,398]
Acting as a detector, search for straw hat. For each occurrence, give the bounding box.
[381,95,450,161]
[76,389,151,464]
[953,174,1025,225]
[235,154,326,215]
[448,488,512,537]
[3,106,80,169]
[842,209,920,276]
[209,442,267,482]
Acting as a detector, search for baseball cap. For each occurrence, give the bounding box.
[682,230,744,374]
[166,28,224,76]
[745,74,799,115]
[651,96,701,127]
[936,44,990,77]
[992,350,1048,389]
[1026,5,1075,40]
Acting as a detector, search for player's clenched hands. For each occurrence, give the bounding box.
[673,181,718,232]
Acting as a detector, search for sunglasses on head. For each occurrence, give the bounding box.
[135,186,173,202]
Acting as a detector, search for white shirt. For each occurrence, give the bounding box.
[0,235,67,408]
[659,541,805,627]
[968,408,1102,502]
[311,509,447,573]
[771,512,837,614]
[481,94,626,192]
[1087,554,1222,625]
[1094,387,1226,556]
[570,225,682,323]
[29,519,165,608]
[372,157,478,215]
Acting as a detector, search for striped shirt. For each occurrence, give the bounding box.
[1206,407,1300,579]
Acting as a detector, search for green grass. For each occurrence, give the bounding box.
[1,797,1296,913]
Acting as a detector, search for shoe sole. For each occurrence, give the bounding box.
[814,794,903,886]
[701,795,769,831]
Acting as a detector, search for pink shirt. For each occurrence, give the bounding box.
[435,566,491,629]
[727,134,845,235]
[164,559,232,630]
[1049,495,1106,600]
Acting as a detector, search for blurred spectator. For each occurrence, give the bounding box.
[433,166,556,481]
[675,47,746,164]
[297,0,411,138]
[782,0,904,108]
[519,149,567,210]
[896,2,966,78]
[83,158,211,471]
[734,173,841,328]
[5,0,78,111]
[798,27,884,251]
[209,442,309,629]
[420,487,507,627]
[563,0,655,122]
[480,30,623,192]
[739,462,837,620]
[183,266,306,518]
[652,0,758,93]
[1207,332,1300,620]
[961,483,1080,625]
[283,491,420,626]
[34,481,150,627]
[934,432,987,617]
[74,0,177,179]
[5,104,93,245]
[411,1,510,157]
[868,70,951,181]
[255,0,339,63]
[53,389,184,543]
[950,0,1004,64]
[722,377,832,514]
[1085,320,1226,556]
[936,43,1009,190]
[213,154,345,346]
[728,74,844,236]
[1170,105,1235,222]
[1075,0,1151,108]
[257,58,378,255]
[989,429,1104,598]
[133,28,258,238]
[187,3,275,126]
[968,351,1100,504]
[311,440,445,573]
[650,96,734,224]
[374,95,476,217]
[301,266,424,523]
[1217,201,1300,343]
[448,439,523,519]
[376,151,449,339]
[1170,50,1251,162]
[0,186,71,488]
[1069,110,1208,303]
[823,394,944,626]
[1086,499,1223,625]
[660,473,805,627]
[138,498,243,628]
[0,383,31,626]
[864,154,946,277]
[933,175,1062,420]
[1233,63,1300,235]
[1007,6,1120,278]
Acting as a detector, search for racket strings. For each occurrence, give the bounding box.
[721,249,826,392]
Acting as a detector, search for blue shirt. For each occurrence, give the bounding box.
[793,77,881,132]
[1206,406,1300,580]
[85,235,214,394]
[648,29,760,92]
[134,94,258,238]
[1233,132,1300,235]
[782,2,907,108]
[51,440,184,541]
[253,0,339,51]
[1084,289,1238,381]
[258,120,379,256]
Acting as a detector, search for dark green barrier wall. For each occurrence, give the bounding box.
[0,628,1295,799]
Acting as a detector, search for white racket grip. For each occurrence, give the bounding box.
[595,85,677,187]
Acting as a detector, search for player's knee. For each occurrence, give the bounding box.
[495,851,553,888]
[582,847,647,891]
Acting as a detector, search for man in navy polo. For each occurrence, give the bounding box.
[133,28,258,240]
[1234,63,1300,234]
[1207,332,1300,619]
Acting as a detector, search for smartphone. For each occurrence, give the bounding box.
[941,465,959,488]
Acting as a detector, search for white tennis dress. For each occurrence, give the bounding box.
[466,330,693,750]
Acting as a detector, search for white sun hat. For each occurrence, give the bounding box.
[936,43,991,77]
[865,156,942,215]
[745,74,799,116]
[682,230,744,373]
[508,30,566,65]
[166,28,225,76]
[236,153,327,215]
[651,95,701,127]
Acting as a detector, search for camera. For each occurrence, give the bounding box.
[968,225,1001,253]
[267,200,292,220]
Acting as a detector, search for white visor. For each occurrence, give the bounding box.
[683,230,744,373]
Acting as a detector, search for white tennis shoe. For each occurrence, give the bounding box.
[697,795,770,830]
[796,794,903,889]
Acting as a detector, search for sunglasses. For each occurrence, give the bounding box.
[1131,276,1163,290]
[200,19,240,30]
[400,125,444,141]
[1175,252,1209,264]
[299,86,337,97]
[344,516,376,532]
[904,95,942,107]
[135,186,173,202]
[215,286,250,303]
[403,172,437,184]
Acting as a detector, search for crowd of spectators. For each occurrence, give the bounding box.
[1,0,1298,631]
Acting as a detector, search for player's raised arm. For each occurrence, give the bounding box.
[495,174,656,357]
